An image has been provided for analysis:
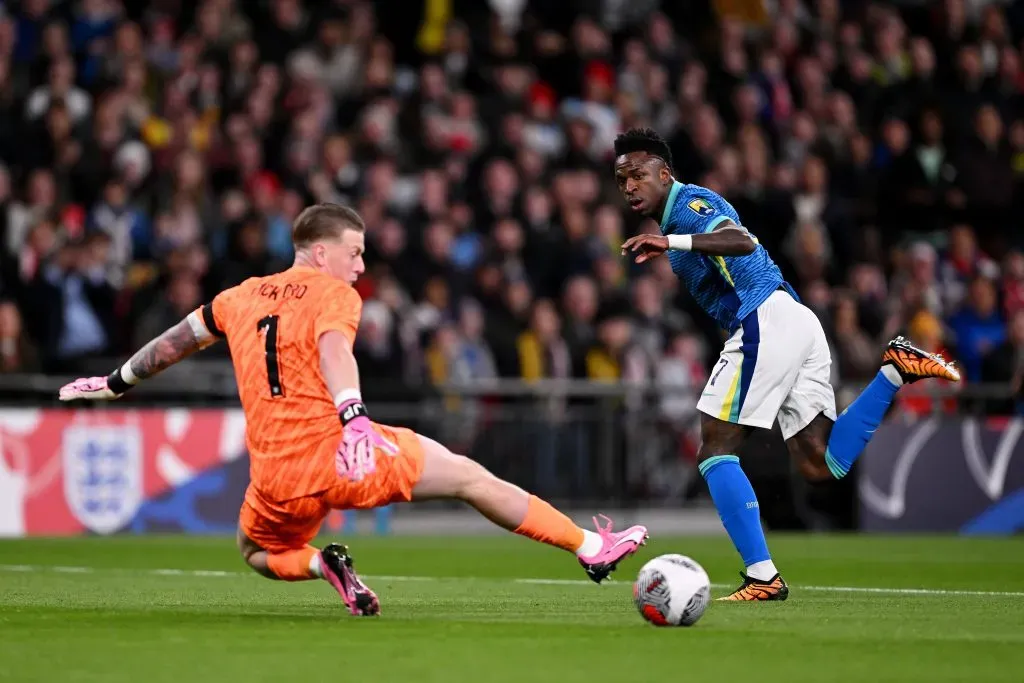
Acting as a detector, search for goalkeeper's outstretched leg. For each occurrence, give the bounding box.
[410,434,648,583]
[233,424,648,619]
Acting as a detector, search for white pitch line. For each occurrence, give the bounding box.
[369,574,444,583]
[1,564,1022,598]
[514,577,1024,597]
[795,584,1024,598]
[151,569,186,576]
[515,578,610,586]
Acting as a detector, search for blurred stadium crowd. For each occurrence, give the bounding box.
[0,0,1022,417]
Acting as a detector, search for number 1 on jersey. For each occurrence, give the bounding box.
[257,314,284,397]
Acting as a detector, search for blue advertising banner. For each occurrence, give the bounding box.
[859,417,1024,534]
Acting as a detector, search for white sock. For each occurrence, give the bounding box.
[880,364,904,387]
[575,529,604,558]
[746,560,778,582]
[309,552,324,578]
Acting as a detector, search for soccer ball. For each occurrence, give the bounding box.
[633,554,711,626]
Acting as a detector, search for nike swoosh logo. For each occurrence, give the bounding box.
[610,533,643,551]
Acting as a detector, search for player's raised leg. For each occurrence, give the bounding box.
[411,434,648,583]
[787,336,961,482]
[824,336,960,478]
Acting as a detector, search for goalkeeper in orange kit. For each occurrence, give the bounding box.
[60,203,649,616]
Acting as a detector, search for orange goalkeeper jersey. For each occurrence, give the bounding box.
[196,266,363,501]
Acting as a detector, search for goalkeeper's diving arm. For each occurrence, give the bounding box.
[58,309,221,400]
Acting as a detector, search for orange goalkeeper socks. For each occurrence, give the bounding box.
[513,495,585,553]
[266,546,321,581]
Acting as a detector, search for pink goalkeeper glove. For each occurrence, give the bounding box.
[336,398,398,482]
[59,367,136,401]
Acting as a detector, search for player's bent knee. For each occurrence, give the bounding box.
[799,439,831,481]
[786,415,834,482]
[236,526,257,558]
[236,527,278,579]
[797,456,832,482]
[242,552,278,580]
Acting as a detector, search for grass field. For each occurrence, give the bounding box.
[1,534,1023,682]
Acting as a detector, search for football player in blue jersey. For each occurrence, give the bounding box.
[613,128,960,601]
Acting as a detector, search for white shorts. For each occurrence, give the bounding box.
[696,290,837,440]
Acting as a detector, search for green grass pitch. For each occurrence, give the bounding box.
[1,534,1023,682]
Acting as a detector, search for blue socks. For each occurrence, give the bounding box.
[698,367,903,575]
[699,455,771,568]
[824,369,901,479]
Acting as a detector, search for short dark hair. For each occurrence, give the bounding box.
[292,203,365,249]
[613,128,673,170]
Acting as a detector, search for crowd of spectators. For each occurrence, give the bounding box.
[0,0,1021,419]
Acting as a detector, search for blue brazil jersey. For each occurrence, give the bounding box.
[660,181,798,333]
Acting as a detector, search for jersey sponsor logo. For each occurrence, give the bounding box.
[687,198,716,217]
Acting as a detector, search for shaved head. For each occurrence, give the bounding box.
[613,127,673,171]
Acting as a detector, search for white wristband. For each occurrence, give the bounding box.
[186,310,214,342]
[667,234,693,251]
[333,388,362,408]
[120,364,140,386]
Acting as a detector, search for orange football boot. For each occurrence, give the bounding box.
[882,336,961,384]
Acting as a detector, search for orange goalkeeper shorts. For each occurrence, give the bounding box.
[239,423,424,553]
